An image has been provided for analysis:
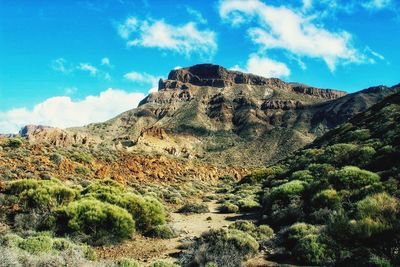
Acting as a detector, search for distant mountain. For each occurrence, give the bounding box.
[22,64,399,167]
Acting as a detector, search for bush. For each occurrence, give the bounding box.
[121,194,166,233]
[237,198,261,212]
[291,170,314,183]
[7,138,23,148]
[229,220,274,241]
[119,258,142,267]
[329,166,380,190]
[70,151,93,164]
[18,234,53,254]
[150,261,179,267]
[83,180,166,233]
[280,223,325,265]
[49,153,64,165]
[147,224,177,239]
[181,229,259,267]
[219,202,239,213]
[312,189,341,210]
[178,203,209,214]
[5,179,78,210]
[57,199,135,243]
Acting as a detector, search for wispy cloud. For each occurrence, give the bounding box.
[101,57,110,66]
[51,58,111,80]
[186,7,207,24]
[124,71,158,84]
[0,89,145,134]
[124,71,160,93]
[219,0,383,72]
[51,58,73,74]
[232,54,290,78]
[77,63,98,76]
[64,86,78,95]
[117,16,217,59]
[363,0,392,10]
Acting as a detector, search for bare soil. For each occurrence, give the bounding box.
[96,200,243,264]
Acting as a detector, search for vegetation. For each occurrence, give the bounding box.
[181,229,259,267]
[178,202,209,214]
[217,92,400,266]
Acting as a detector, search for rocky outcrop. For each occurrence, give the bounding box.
[158,64,346,100]
[20,125,93,147]
[290,84,347,99]
[261,100,304,110]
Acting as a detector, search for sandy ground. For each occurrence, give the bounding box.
[96,200,243,264]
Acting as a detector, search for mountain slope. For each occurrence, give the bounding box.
[214,90,400,266]
[25,64,398,167]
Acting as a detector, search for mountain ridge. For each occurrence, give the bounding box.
[16,64,400,167]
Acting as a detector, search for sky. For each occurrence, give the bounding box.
[0,0,399,133]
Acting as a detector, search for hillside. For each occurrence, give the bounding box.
[24,64,398,167]
[205,90,400,266]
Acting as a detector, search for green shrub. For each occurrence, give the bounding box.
[147,224,177,239]
[57,199,135,243]
[229,220,256,233]
[257,225,274,240]
[150,261,179,267]
[240,166,284,185]
[219,202,239,213]
[49,153,64,164]
[75,166,90,175]
[351,193,400,238]
[291,170,314,183]
[269,180,307,201]
[121,194,166,233]
[70,151,93,164]
[8,138,23,148]
[178,203,209,214]
[18,234,53,254]
[6,179,78,210]
[83,180,166,233]
[280,223,325,265]
[293,233,326,265]
[237,198,261,211]
[329,166,380,190]
[229,220,274,241]
[312,189,341,210]
[119,258,142,267]
[181,229,259,267]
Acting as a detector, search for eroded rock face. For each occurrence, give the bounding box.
[158,64,346,100]
[20,125,93,147]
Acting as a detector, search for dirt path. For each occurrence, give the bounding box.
[96,200,244,264]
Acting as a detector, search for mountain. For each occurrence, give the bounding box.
[25,64,398,167]
[214,90,400,266]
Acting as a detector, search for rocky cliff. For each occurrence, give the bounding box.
[158,64,346,100]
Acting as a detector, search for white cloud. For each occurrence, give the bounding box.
[117,17,217,58]
[363,0,392,10]
[232,54,290,78]
[124,71,158,84]
[0,89,145,134]
[77,63,98,76]
[186,7,207,24]
[302,0,313,10]
[101,57,110,66]
[219,0,373,71]
[64,87,78,95]
[51,58,72,74]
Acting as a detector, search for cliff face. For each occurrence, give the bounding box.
[19,125,93,147]
[158,64,346,100]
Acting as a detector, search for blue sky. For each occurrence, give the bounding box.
[0,0,399,133]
